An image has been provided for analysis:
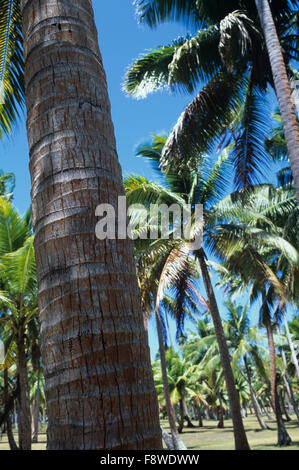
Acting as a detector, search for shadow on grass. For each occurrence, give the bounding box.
[255,441,299,450]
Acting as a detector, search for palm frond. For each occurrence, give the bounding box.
[123,37,186,98]
[161,72,245,171]
[134,0,202,28]
[0,0,24,137]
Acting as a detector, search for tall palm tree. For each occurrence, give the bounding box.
[0,236,37,450]
[255,0,299,202]
[130,221,197,449]
[212,184,299,445]
[125,0,298,189]
[17,0,162,450]
[125,134,250,450]
[225,301,270,430]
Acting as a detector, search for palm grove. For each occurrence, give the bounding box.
[0,0,298,451]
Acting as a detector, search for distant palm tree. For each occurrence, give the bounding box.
[213,184,299,445]
[152,349,198,432]
[225,301,270,429]
[125,134,250,450]
[0,236,37,450]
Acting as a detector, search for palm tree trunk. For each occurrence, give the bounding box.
[276,324,299,419]
[197,249,250,450]
[262,402,273,421]
[21,0,161,450]
[217,393,224,429]
[4,368,18,451]
[182,397,195,428]
[17,328,32,450]
[255,0,299,202]
[178,399,185,433]
[244,356,269,430]
[196,405,203,427]
[155,309,186,450]
[264,316,292,446]
[32,376,40,443]
[279,391,291,422]
[283,312,299,381]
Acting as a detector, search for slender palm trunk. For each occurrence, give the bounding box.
[262,402,273,421]
[283,313,299,381]
[217,393,224,429]
[279,391,291,422]
[276,324,299,419]
[197,249,250,450]
[255,0,299,202]
[264,316,292,446]
[32,376,40,443]
[178,399,185,433]
[155,309,186,450]
[17,328,31,450]
[244,356,269,430]
[21,0,161,450]
[4,368,18,451]
[196,406,203,427]
[182,397,195,428]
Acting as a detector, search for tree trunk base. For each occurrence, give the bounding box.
[161,428,187,450]
[277,426,292,447]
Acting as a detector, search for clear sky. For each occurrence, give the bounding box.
[0,1,294,359]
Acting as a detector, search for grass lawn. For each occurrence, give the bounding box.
[1,415,299,450]
[161,415,299,450]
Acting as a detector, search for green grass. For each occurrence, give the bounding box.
[161,414,299,450]
[1,415,299,450]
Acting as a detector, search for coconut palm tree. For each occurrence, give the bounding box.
[183,321,229,428]
[125,0,298,191]
[225,301,270,429]
[255,0,299,202]
[12,0,162,450]
[152,349,197,433]
[125,134,250,450]
[130,223,198,449]
[212,184,299,444]
[0,236,38,450]
[0,0,162,450]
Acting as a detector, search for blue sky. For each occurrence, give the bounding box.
[0,1,295,359]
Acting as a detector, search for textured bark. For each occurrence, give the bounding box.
[17,330,32,450]
[155,309,186,450]
[264,317,292,446]
[197,249,250,450]
[21,0,161,450]
[255,0,299,202]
